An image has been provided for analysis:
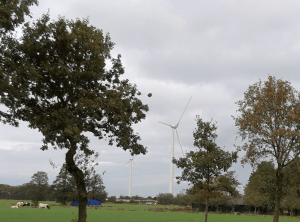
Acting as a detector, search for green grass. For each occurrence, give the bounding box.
[0,200,299,222]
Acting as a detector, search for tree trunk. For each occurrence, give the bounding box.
[273,167,283,222]
[66,143,88,222]
[205,200,208,222]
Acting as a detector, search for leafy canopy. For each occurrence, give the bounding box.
[173,118,237,186]
[0,13,149,156]
[233,76,300,167]
[0,0,38,35]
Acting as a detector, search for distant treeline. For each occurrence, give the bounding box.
[0,167,107,205]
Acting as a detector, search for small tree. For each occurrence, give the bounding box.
[173,117,237,222]
[244,161,276,214]
[28,171,49,206]
[52,164,76,205]
[233,76,300,222]
[87,173,107,202]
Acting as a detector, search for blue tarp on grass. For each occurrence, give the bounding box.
[71,200,101,206]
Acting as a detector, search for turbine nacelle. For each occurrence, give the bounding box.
[157,122,178,130]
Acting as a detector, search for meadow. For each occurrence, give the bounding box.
[0,199,299,222]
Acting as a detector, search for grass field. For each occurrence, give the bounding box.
[0,199,299,222]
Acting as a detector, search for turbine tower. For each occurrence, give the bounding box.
[158,97,192,194]
[124,156,142,197]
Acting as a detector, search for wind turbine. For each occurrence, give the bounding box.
[124,156,142,197]
[158,97,192,194]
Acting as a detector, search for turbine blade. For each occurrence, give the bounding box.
[133,160,143,173]
[158,121,172,127]
[176,129,184,156]
[176,97,192,126]
[124,160,131,166]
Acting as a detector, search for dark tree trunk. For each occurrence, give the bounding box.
[273,167,283,222]
[66,143,88,222]
[205,200,208,222]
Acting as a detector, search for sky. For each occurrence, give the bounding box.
[1,0,300,198]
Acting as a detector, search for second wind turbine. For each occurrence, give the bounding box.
[158,97,192,194]
[124,156,142,197]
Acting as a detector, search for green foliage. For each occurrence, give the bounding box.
[156,193,174,205]
[1,13,149,155]
[129,199,139,204]
[244,159,300,214]
[130,195,143,200]
[209,171,240,209]
[244,161,276,208]
[174,192,194,206]
[174,118,237,186]
[281,158,300,213]
[107,196,116,203]
[52,163,107,204]
[0,0,37,126]
[86,173,107,202]
[215,171,240,198]
[52,164,76,205]
[0,0,38,34]
[173,118,237,196]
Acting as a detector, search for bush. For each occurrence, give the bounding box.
[156,193,174,205]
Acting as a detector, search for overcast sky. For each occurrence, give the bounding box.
[1,0,300,198]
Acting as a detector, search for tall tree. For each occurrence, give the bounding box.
[86,173,107,202]
[173,117,237,222]
[0,13,150,222]
[28,171,49,206]
[233,76,300,222]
